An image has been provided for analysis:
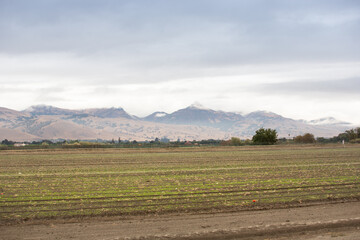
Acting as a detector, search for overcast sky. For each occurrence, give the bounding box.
[1,0,359,124]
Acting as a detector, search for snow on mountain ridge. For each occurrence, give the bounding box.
[306,117,351,126]
[24,105,55,112]
[188,102,210,110]
[155,113,167,118]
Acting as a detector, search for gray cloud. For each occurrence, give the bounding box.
[258,78,360,96]
[1,0,360,124]
[1,0,359,67]
[33,87,67,102]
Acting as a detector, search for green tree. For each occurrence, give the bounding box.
[252,128,277,145]
[230,137,242,146]
[337,133,350,142]
[1,139,14,145]
[346,129,357,140]
[345,128,360,140]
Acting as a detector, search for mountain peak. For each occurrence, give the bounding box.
[143,111,169,121]
[83,107,133,119]
[246,110,282,118]
[188,102,209,110]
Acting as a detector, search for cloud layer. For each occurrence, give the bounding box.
[0,0,359,124]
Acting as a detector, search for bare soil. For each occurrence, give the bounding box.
[1,201,360,240]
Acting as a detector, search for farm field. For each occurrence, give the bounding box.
[0,144,360,222]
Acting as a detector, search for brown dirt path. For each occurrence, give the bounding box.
[1,201,360,240]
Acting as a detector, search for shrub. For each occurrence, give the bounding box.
[252,128,277,145]
[294,133,316,143]
[350,138,360,144]
[230,137,242,146]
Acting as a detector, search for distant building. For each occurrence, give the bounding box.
[14,143,27,147]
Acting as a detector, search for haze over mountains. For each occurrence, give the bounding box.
[0,104,353,142]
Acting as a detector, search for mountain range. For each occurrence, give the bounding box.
[0,104,354,142]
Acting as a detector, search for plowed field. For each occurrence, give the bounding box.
[1,145,359,221]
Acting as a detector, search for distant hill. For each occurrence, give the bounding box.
[0,105,354,141]
[82,108,135,119]
[142,103,244,130]
[143,106,353,138]
[23,105,135,119]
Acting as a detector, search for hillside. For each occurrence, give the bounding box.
[0,105,353,141]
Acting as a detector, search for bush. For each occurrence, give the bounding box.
[294,133,316,143]
[230,137,242,146]
[252,128,277,145]
[350,138,360,144]
[244,139,253,145]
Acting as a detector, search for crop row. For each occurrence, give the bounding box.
[1,184,359,219]
[1,146,359,220]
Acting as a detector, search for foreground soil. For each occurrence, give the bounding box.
[1,201,359,240]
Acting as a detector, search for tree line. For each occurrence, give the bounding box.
[1,127,359,149]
